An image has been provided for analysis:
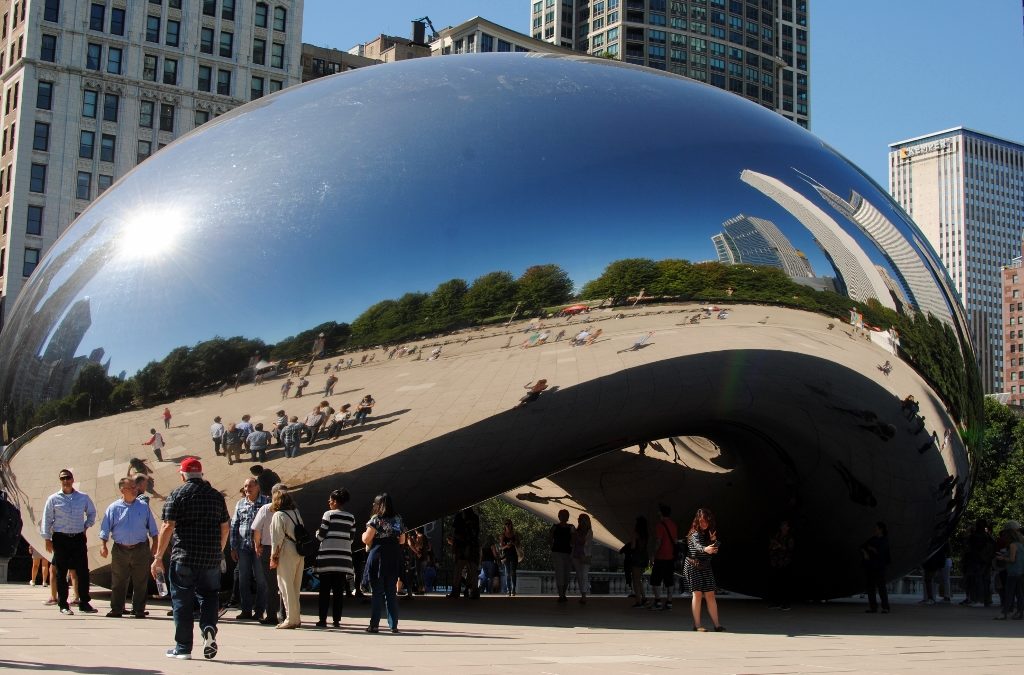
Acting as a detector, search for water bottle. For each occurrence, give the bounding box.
[155,571,169,597]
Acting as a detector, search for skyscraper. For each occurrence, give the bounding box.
[530,0,810,128]
[712,213,814,277]
[889,127,1024,394]
[740,169,896,309]
[0,1,304,327]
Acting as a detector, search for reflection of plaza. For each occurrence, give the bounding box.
[9,301,967,597]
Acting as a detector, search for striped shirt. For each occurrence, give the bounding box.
[315,509,355,576]
[42,490,96,538]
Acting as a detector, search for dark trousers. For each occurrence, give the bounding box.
[110,543,152,614]
[260,545,281,620]
[503,557,518,593]
[169,562,220,653]
[369,578,398,630]
[769,565,793,608]
[52,532,91,609]
[865,567,890,611]
[318,571,345,623]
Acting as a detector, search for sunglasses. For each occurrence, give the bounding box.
[59,476,74,481]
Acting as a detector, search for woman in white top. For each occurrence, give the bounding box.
[571,513,594,604]
[269,488,304,629]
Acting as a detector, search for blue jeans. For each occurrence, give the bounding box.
[169,562,221,653]
[369,579,398,630]
[236,547,267,615]
[284,440,300,458]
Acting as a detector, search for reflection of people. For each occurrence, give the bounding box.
[685,507,723,631]
[42,469,97,615]
[142,428,165,463]
[650,504,677,611]
[354,395,375,426]
[514,380,548,409]
[210,416,224,456]
[499,520,521,596]
[163,408,172,429]
[628,516,650,608]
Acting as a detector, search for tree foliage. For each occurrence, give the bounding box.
[515,264,574,313]
[463,271,518,322]
[580,258,660,301]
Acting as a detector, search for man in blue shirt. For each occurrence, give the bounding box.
[42,468,97,615]
[99,476,159,618]
[229,478,270,620]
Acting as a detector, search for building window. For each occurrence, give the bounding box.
[220,31,233,58]
[89,3,105,31]
[98,174,113,194]
[480,34,493,52]
[110,7,125,35]
[222,0,235,21]
[159,104,174,132]
[166,20,180,47]
[198,65,212,92]
[498,39,512,52]
[41,34,58,62]
[146,15,160,43]
[32,121,49,151]
[23,247,40,277]
[36,81,53,110]
[29,163,46,193]
[100,133,115,162]
[79,130,95,159]
[139,100,154,127]
[26,205,42,236]
[144,54,157,81]
[87,42,102,70]
[201,27,214,54]
[102,93,119,122]
[250,76,264,100]
[107,46,122,74]
[137,139,151,163]
[77,171,92,200]
[273,7,287,31]
[195,110,210,126]
[271,42,284,68]
[270,79,283,93]
[82,89,98,117]
[217,69,231,95]
[203,0,216,17]
[163,58,178,85]
[255,3,269,27]
[44,0,60,22]
[252,38,266,65]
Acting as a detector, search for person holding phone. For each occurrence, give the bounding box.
[684,507,725,632]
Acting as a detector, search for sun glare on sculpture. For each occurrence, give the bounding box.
[117,209,186,259]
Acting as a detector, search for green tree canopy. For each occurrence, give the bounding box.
[515,264,574,313]
[424,278,469,332]
[463,271,517,321]
[580,258,660,300]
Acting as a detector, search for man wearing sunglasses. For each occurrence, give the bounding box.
[42,469,97,615]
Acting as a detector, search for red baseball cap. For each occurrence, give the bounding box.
[179,457,203,474]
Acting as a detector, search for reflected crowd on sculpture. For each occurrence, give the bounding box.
[0,55,983,614]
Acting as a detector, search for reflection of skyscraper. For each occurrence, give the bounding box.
[808,182,951,324]
[875,265,909,307]
[740,170,896,310]
[890,127,1024,393]
[712,214,815,278]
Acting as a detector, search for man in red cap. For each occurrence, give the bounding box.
[151,458,229,660]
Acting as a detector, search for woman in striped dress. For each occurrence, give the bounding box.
[314,488,356,628]
[684,507,725,632]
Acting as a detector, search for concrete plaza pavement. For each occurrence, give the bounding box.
[2,585,1022,674]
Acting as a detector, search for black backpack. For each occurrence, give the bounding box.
[284,511,319,557]
[0,491,23,558]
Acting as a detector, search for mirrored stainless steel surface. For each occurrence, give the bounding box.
[0,54,980,598]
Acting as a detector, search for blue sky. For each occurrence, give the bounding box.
[301,0,1024,186]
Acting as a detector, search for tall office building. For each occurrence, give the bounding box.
[530,0,810,128]
[0,0,303,327]
[1001,245,1024,405]
[740,169,896,310]
[712,213,814,277]
[889,127,1024,394]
